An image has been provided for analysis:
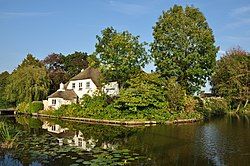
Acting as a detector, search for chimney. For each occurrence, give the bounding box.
[58,83,65,91]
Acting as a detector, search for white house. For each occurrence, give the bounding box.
[43,67,119,110]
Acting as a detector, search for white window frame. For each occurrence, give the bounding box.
[72,83,75,89]
[86,82,90,89]
[52,99,56,106]
[79,83,83,90]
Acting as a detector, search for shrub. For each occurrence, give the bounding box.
[29,101,44,113]
[184,96,197,113]
[16,102,29,113]
[17,101,43,114]
[165,78,186,112]
[197,97,229,118]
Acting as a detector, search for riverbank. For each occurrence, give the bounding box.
[31,113,202,126]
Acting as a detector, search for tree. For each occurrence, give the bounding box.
[63,51,89,78]
[114,73,168,112]
[95,27,149,87]
[43,53,68,93]
[151,5,218,94]
[211,47,250,110]
[5,55,50,104]
[0,71,12,108]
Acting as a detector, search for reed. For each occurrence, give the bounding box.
[0,122,20,148]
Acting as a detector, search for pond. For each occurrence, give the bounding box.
[0,115,250,166]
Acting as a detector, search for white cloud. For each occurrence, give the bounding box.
[108,1,149,15]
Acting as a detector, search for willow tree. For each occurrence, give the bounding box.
[211,48,250,110]
[95,27,149,87]
[5,54,50,104]
[151,5,218,94]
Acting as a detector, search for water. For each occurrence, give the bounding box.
[0,115,250,166]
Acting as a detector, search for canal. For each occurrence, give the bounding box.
[0,115,249,165]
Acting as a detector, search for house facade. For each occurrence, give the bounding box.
[43,67,119,110]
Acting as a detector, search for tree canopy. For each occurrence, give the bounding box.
[43,53,68,93]
[95,27,149,87]
[151,5,218,94]
[0,71,11,108]
[211,47,250,109]
[63,51,89,78]
[5,55,50,104]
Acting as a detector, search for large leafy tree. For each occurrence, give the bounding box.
[211,48,250,110]
[63,51,89,78]
[151,5,218,94]
[43,53,68,93]
[5,54,50,104]
[0,71,12,108]
[95,27,149,87]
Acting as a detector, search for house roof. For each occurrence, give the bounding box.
[48,89,77,100]
[69,67,102,87]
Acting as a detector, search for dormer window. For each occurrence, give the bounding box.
[72,83,75,89]
[86,82,90,89]
[79,83,83,90]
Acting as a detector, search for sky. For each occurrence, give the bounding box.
[1,0,250,75]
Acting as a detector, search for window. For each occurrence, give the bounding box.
[78,138,83,147]
[86,82,90,89]
[72,83,75,89]
[52,125,56,131]
[79,83,83,90]
[52,99,56,105]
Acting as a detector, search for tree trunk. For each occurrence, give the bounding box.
[244,99,248,108]
[236,103,241,113]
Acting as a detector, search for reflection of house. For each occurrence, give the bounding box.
[43,67,119,110]
[68,131,97,151]
[42,121,69,134]
[41,121,117,151]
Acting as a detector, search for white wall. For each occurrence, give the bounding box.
[47,98,75,110]
[103,81,119,96]
[67,79,98,98]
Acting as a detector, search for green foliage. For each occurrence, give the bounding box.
[17,101,43,114]
[0,122,20,148]
[29,101,44,113]
[115,73,168,112]
[95,27,149,87]
[211,47,250,110]
[165,78,186,112]
[196,97,229,118]
[16,102,30,113]
[5,55,50,104]
[0,71,14,108]
[63,51,89,78]
[151,5,218,94]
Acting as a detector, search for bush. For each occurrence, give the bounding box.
[17,101,43,114]
[16,102,29,113]
[165,78,186,112]
[197,97,229,118]
[29,101,44,113]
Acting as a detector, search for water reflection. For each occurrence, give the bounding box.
[196,124,225,166]
[41,120,117,151]
[1,115,250,166]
